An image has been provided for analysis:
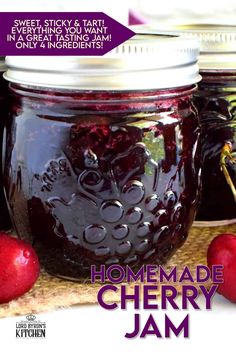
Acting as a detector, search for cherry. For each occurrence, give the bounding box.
[207,233,236,303]
[0,233,40,304]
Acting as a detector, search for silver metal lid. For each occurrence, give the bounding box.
[4,34,200,90]
[133,25,236,70]
[0,57,6,72]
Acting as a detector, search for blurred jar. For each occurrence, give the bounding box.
[134,25,236,225]
[171,26,236,225]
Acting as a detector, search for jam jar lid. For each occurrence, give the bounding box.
[133,25,236,71]
[0,57,6,72]
[4,34,200,90]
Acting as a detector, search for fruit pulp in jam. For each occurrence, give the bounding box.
[0,74,11,230]
[195,73,236,221]
[4,85,200,279]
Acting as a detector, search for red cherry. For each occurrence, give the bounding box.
[0,233,40,304]
[207,233,236,303]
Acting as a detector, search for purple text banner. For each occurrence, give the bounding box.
[0,12,135,55]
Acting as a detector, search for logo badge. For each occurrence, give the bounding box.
[16,315,46,339]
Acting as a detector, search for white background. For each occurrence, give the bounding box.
[0,293,235,353]
[0,0,129,25]
[130,0,236,25]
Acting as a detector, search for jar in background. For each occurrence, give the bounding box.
[178,26,236,224]
[195,69,236,224]
[0,57,11,230]
[3,35,201,279]
[135,25,236,225]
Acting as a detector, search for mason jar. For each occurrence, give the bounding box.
[3,34,201,279]
[137,25,236,225]
[191,26,236,225]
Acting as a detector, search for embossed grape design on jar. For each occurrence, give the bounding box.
[3,35,201,279]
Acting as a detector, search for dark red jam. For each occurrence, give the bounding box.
[195,72,236,221]
[0,73,11,230]
[4,84,200,279]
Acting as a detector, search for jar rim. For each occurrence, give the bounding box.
[9,82,197,100]
[132,25,236,70]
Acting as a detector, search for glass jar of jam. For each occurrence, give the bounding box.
[195,69,236,224]
[171,26,236,225]
[3,35,201,279]
[0,57,11,230]
[139,25,236,225]
[190,26,236,224]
